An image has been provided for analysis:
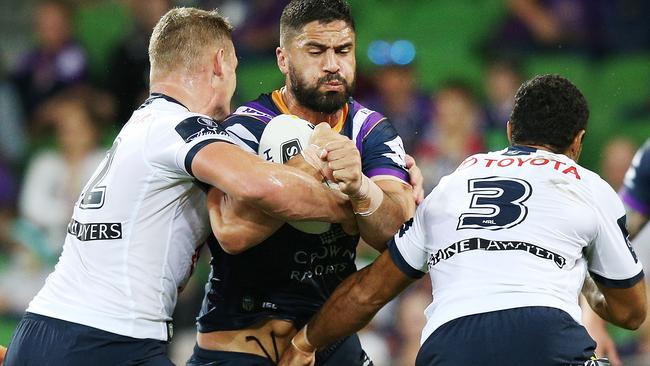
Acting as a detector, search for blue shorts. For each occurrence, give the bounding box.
[4,312,173,366]
[187,334,372,366]
[415,306,596,366]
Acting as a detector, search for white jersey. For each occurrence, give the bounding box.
[27,94,235,341]
[389,146,644,344]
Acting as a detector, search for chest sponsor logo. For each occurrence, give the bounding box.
[427,237,566,269]
[67,219,122,241]
[290,227,357,282]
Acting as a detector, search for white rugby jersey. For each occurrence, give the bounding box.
[389,145,644,344]
[27,94,235,340]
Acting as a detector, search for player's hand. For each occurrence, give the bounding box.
[405,154,424,205]
[278,345,315,366]
[278,329,316,366]
[583,316,622,366]
[323,138,362,196]
[308,122,338,149]
[287,155,323,181]
[594,333,622,366]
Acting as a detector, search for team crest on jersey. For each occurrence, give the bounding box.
[175,116,229,143]
[281,138,303,163]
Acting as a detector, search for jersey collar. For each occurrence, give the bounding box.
[271,88,348,133]
[148,93,189,111]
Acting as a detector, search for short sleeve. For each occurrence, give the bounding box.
[620,140,650,215]
[388,195,433,279]
[361,119,409,183]
[151,114,235,178]
[587,184,644,288]
[221,114,267,154]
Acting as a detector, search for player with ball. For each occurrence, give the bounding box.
[187,1,419,366]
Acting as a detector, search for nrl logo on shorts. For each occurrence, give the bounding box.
[242,295,255,312]
[281,139,303,163]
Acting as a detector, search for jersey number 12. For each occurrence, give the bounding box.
[78,138,121,210]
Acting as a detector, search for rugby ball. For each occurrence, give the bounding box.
[258,114,331,234]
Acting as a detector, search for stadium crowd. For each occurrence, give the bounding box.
[1,0,650,365]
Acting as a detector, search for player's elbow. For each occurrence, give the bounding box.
[616,306,647,330]
[216,233,251,255]
[211,219,256,255]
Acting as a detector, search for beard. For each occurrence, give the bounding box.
[289,66,354,114]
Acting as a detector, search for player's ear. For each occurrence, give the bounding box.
[506,121,513,145]
[277,47,289,75]
[212,48,225,78]
[569,129,586,160]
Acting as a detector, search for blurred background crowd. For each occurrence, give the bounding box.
[1,0,650,365]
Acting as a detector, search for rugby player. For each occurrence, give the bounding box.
[3,8,357,366]
[279,74,647,366]
[188,1,417,365]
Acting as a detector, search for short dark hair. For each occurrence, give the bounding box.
[280,0,355,46]
[510,74,589,152]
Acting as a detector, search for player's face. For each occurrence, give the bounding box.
[284,20,356,114]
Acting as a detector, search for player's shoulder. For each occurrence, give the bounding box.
[223,93,280,127]
[171,113,229,143]
[349,99,389,137]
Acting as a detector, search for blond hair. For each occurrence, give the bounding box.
[149,7,233,74]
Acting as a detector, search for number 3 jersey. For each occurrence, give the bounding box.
[389,145,644,344]
[27,94,235,341]
[196,91,409,332]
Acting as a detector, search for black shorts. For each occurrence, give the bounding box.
[415,306,596,366]
[4,312,173,366]
[187,334,373,366]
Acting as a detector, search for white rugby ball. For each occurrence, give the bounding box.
[258,114,331,234]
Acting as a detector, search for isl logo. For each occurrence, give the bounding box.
[281,139,303,163]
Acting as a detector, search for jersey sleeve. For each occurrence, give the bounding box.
[221,114,267,154]
[360,119,410,183]
[388,193,434,279]
[620,140,650,215]
[150,114,235,178]
[587,182,644,288]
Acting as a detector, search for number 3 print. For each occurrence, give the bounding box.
[457,176,532,230]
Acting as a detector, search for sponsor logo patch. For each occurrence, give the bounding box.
[67,219,122,241]
[175,116,230,143]
[281,138,303,163]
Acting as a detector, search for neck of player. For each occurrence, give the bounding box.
[281,87,344,128]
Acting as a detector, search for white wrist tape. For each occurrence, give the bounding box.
[350,176,384,216]
[291,324,316,355]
